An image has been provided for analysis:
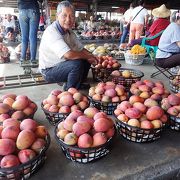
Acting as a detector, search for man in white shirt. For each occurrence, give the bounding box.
[3,14,15,34]
[39,1,97,90]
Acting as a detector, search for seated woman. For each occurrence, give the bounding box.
[130,4,170,46]
[155,11,180,69]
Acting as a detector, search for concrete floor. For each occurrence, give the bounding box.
[0,41,180,180]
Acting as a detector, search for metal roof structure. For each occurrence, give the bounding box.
[0,0,179,11]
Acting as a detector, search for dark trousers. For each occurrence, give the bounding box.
[156,53,180,68]
[41,59,91,90]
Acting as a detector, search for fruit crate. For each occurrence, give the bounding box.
[91,66,119,82]
[41,103,69,126]
[124,52,145,65]
[0,134,50,179]
[169,115,180,131]
[115,119,163,143]
[169,75,180,93]
[54,125,115,163]
[110,68,144,89]
[89,97,121,115]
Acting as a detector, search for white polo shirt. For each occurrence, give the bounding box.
[3,19,15,29]
[39,21,83,70]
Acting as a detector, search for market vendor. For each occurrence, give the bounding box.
[39,1,97,90]
[130,4,170,47]
[155,11,180,69]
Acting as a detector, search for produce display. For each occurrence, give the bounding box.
[92,46,110,56]
[89,81,127,102]
[42,88,89,125]
[42,88,89,113]
[91,55,121,82]
[114,98,168,128]
[114,95,167,142]
[124,45,146,65]
[129,45,146,55]
[0,43,10,63]
[161,93,180,131]
[0,94,37,121]
[88,81,128,115]
[130,80,170,101]
[169,75,180,93]
[80,30,121,40]
[55,107,115,163]
[111,69,139,78]
[84,43,124,58]
[0,118,50,179]
[110,68,144,89]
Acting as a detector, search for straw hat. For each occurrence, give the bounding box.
[152,4,171,18]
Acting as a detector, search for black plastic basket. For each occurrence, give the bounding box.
[115,119,163,143]
[0,134,50,179]
[169,115,180,131]
[169,75,180,93]
[110,68,144,89]
[55,126,114,163]
[41,103,69,126]
[91,66,119,82]
[89,97,121,115]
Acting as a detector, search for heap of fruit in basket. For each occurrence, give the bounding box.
[93,56,121,69]
[84,43,119,56]
[84,44,97,53]
[114,96,168,129]
[56,107,115,148]
[110,50,124,58]
[42,88,89,114]
[0,43,10,63]
[161,93,180,117]
[0,94,37,122]
[81,30,121,39]
[130,80,170,101]
[0,118,48,168]
[170,75,180,88]
[111,69,135,78]
[89,81,128,102]
[129,45,146,55]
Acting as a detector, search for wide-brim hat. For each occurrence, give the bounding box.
[152,4,171,18]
